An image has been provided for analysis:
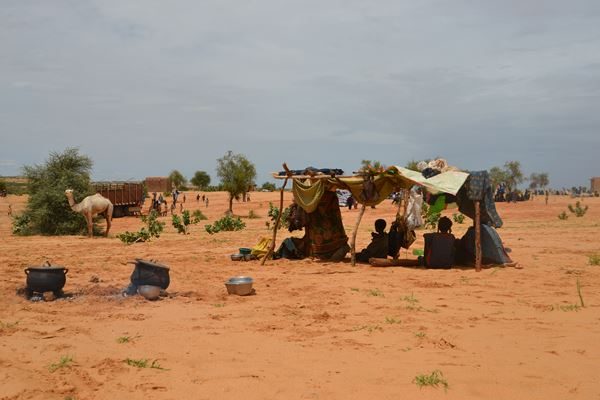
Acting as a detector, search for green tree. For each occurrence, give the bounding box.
[489,162,524,191]
[216,151,256,213]
[489,166,509,189]
[529,173,540,190]
[538,172,549,189]
[261,182,277,191]
[168,170,187,190]
[503,161,524,191]
[15,148,94,235]
[190,170,211,189]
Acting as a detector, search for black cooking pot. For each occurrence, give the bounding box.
[129,259,170,289]
[24,262,68,295]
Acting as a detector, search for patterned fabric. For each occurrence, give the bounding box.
[457,171,503,228]
[466,171,488,201]
[306,191,349,259]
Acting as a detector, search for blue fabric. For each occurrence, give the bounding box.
[460,225,512,264]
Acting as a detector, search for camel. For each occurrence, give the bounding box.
[65,189,113,237]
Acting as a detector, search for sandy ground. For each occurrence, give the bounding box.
[1,192,600,400]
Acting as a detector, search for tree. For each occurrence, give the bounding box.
[489,161,524,192]
[538,172,549,189]
[14,148,94,235]
[489,166,509,190]
[261,182,277,192]
[216,151,256,213]
[190,170,211,189]
[168,170,187,190]
[503,161,524,191]
[529,173,540,190]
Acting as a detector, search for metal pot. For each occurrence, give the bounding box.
[129,259,170,290]
[24,262,68,295]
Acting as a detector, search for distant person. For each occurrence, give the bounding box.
[346,195,354,211]
[356,219,389,262]
[422,216,455,269]
[205,197,209,208]
[196,193,200,203]
[183,193,186,203]
[7,204,12,217]
[247,193,251,202]
[202,194,205,202]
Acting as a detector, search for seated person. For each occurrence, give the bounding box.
[357,219,389,262]
[422,216,455,269]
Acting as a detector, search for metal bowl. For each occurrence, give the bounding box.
[230,254,244,261]
[225,276,254,296]
[137,285,161,300]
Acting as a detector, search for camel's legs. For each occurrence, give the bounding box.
[86,213,93,237]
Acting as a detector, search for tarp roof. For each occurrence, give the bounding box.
[274,166,469,208]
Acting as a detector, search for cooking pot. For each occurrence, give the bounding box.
[24,261,68,295]
[129,259,170,290]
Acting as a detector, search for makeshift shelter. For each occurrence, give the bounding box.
[263,163,504,271]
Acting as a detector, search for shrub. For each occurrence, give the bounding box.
[424,212,441,230]
[205,215,246,234]
[172,210,206,234]
[266,202,290,230]
[248,210,259,219]
[589,255,600,266]
[568,201,588,217]
[558,211,569,220]
[452,213,465,224]
[117,211,164,244]
[13,148,94,236]
[192,209,207,221]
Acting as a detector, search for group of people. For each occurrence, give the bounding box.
[149,190,211,216]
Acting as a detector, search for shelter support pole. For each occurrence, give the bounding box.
[261,164,291,266]
[350,204,367,266]
[475,200,482,272]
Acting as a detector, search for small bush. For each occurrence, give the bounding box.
[589,255,600,266]
[205,215,246,234]
[192,209,207,221]
[413,370,448,391]
[266,202,290,230]
[11,214,31,235]
[117,211,164,244]
[49,355,73,373]
[452,213,465,224]
[424,212,441,230]
[558,211,569,220]
[248,210,259,219]
[568,201,588,217]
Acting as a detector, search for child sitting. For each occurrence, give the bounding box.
[356,219,389,262]
[422,216,455,269]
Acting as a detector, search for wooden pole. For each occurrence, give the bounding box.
[350,204,367,266]
[261,164,291,266]
[474,200,482,272]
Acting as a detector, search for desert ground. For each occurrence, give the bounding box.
[1,192,599,400]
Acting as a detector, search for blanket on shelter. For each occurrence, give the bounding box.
[306,190,349,259]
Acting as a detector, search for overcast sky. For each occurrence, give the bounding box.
[1,0,599,188]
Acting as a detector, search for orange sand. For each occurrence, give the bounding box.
[1,192,599,399]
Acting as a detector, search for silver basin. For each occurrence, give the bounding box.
[225,276,254,296]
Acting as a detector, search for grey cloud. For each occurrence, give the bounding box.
[1,0,599,187]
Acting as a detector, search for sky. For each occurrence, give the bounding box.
[1,0,599,188]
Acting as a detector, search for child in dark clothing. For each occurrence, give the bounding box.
[357,219,389,262]
[422,216,455,268]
